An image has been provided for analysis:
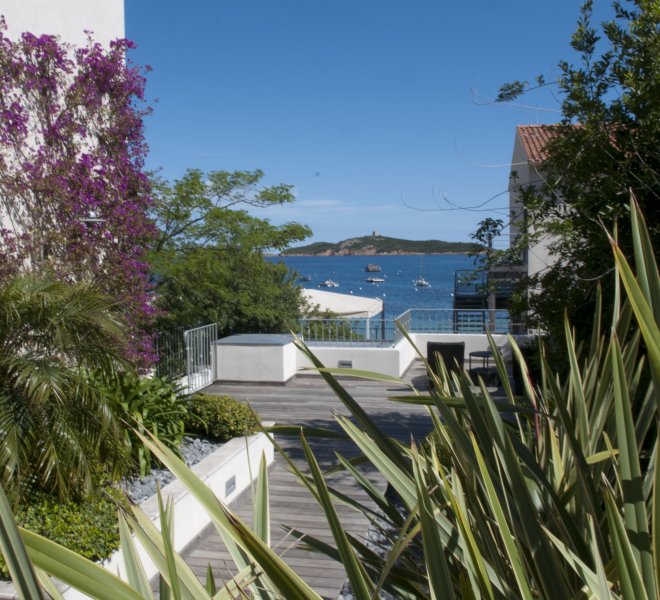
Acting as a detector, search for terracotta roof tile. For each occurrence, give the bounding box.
[517,125,562,163]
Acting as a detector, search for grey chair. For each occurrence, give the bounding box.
[427,342,465,378]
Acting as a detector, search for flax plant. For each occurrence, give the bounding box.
[0,197,657,599]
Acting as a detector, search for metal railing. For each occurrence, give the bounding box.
[399,308,525,335]
[184,323,218,393]
[454,270,487,298]
[298,317,396,345]
[299,309,526,344]
[153,327,187,380]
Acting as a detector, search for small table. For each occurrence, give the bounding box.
[469,350,494,371]
[468,350,501,386]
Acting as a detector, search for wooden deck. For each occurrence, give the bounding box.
[181,361,433,599]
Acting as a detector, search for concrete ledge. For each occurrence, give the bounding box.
[0,426,275,600]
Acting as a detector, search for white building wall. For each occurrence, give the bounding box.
[1,0,124,46]
[509,130,558,280]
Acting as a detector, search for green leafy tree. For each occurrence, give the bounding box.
[496,0,659,342]
[0,275,131,502]
[150,169,311,334]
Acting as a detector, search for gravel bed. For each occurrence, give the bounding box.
[124,436,223,504]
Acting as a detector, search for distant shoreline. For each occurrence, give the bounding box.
[277,234,477,257]
[278,251,473,257]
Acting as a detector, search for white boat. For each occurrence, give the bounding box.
[366,277,385,283]
[320,279,339,288]
[415,257,430,287]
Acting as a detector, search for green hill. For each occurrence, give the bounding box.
[282,235,477,256]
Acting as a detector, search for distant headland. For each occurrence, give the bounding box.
[281,234,477,256]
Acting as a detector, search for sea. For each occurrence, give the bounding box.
[266,254,477,319]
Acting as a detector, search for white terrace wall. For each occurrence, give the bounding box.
[296,342,405,376]
[211,332,534,382]
[293,333,531,379]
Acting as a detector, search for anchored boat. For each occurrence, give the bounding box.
[320,279,339,288]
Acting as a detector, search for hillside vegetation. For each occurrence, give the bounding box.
[282,235,477,255]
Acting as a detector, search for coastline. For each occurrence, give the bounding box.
[278,250,477,257]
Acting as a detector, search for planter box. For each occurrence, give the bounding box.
[0,426,274,600]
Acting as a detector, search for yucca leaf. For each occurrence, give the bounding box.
[604,488,649,600]
[373,513,424,598]
[118,512,154,599]
[125,507,210,600]
[437,462,494,599]
[543,526,617,599]
[542,351,606,554]
[653,436,660,597]
[205,564,217,596]
[411,449,455,600]
[629,195,660,323]
[611,335,655,598]
[590,284,604,358]
[300,431,375,599]
[564,319,590,446]
[159,574,172,600]
[253,453,270,547]
[0,485,43,600]
[137,431,322,600]
[470,433,534,600]
[335,416,416,510]
[588,515,615,600]
[157,489,183,600]
[285,527,426,599]
[611,241,660,388]
[20,528,144,600]
[34,567,65,600]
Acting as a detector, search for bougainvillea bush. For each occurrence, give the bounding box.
[0,20,156,363]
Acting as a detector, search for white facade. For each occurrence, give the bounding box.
[1,0,124,46]
[509,128,558,280]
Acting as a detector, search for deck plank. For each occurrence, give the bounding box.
[180,360,432,599]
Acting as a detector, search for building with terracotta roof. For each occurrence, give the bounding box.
[509,125,565,281]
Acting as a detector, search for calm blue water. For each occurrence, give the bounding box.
[266,254,476,318]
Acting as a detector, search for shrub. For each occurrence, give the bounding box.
[185,394,260,442]
[0,486,127,579]
[95,372,188,477]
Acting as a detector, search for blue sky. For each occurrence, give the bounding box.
[126,1,612,245]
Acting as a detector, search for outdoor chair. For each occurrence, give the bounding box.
[427,341,465,382]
